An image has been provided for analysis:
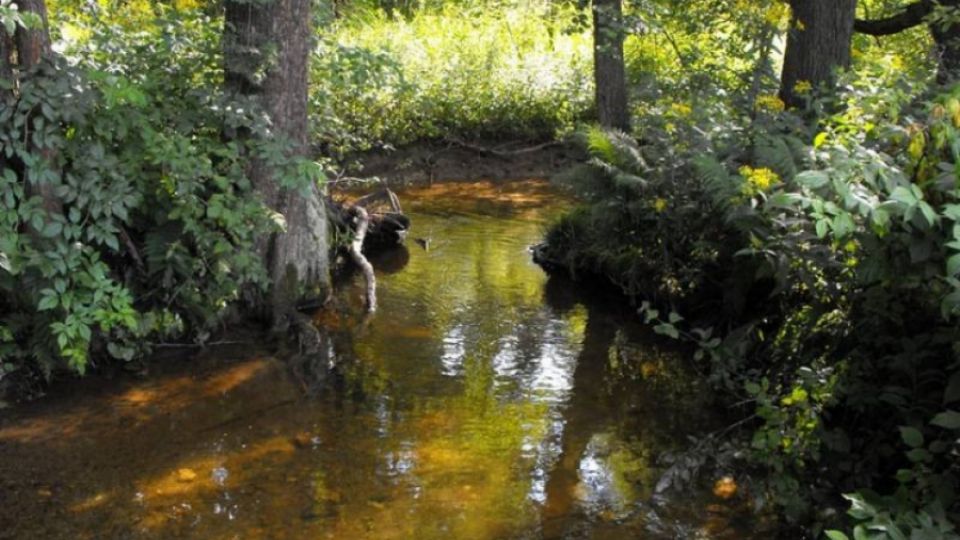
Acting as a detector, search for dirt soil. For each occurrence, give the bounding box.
[338,139,586,186]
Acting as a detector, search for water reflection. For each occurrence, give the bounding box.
[0,180,763,539]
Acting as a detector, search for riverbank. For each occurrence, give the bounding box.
[339,139,585,186]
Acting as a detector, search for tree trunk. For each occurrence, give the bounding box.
[224,0,330,322]
[13,0,52,69]
[8,0,61,220]
[779,0,857,108]
[592,0,629,131]
[930,1,960,83]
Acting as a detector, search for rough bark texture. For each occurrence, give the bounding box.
[13,0,51,69]
[0,25,13,94]
[224,0,331,320]
[855,0,960,83]
[779,0,857,108]
[592,0,629,131]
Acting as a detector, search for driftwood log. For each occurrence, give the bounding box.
[328,188,409,312]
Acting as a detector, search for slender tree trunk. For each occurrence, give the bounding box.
[0,24,13,119]
[592,0,629,131]
[224,0,331,322]
[779,0,857,108]
[8,0,61,220]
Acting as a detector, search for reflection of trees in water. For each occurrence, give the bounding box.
[538,273,721,538]
[293,208,729,538]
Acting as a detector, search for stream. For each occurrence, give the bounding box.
[0,180,767,539]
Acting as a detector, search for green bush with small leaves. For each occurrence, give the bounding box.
[0,11,294,391]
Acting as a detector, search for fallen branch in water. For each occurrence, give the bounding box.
[443,137,561,159]
[349,206,377,312]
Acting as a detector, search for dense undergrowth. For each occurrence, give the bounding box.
[0,7,307,395]
[311,2,595,157]
[541,46,960,540]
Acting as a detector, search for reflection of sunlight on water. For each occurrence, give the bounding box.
[440,323,466,376]
[577,433,632,518]
[0,181,766,539]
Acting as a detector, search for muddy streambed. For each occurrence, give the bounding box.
[0,180,767,539]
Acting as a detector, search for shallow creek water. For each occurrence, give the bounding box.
[0,180,764,539]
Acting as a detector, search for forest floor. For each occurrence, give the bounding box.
[341,138,584,185]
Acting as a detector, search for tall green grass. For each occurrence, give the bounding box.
[311,3,594,155]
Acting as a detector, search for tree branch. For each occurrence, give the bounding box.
[854,0,932,36]
[348,206,377,313]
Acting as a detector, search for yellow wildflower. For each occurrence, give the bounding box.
[755,94,786,113]
[653,198,668,213]
[669,102,692,117]
[794,80,813,95]
[739,165,780,196]
[795,19,806,31]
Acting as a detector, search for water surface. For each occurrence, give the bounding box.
[0,180,762,539]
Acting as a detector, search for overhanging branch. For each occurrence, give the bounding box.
[854,0,932,36]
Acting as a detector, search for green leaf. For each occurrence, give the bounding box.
[816,220,829,238]
[42,221,62,238]
[796,170,829,188]
[899,426,923,448]
[906,448,932,462]
[930,410,960,429]
[653,323,680,339]
[949,254,960,277]
[824,532,849,540]
[890,186,917,206]
[918,201,938,227]
[38,294,58,311]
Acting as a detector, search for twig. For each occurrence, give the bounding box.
[119,225,146,273]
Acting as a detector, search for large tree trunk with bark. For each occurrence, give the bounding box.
[779,0,857,108]
[224,0,331,323]
[592,0,629,131]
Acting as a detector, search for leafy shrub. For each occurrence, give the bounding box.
[544,66,960,535]
[0,11,293,390]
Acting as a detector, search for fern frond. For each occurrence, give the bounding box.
[754,134,798,181]
[585,125,618,164]
[694,155,737,209]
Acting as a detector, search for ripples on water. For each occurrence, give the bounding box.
[0,180,767,539]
